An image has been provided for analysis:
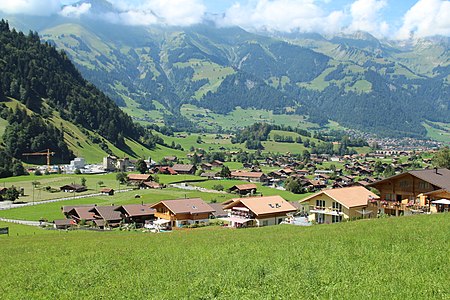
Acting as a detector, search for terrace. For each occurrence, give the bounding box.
[309,206,344,216]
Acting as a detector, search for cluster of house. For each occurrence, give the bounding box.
[54,168,450,230]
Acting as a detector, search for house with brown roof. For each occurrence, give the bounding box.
[230,171,267,183]
[89,205,122,227]
[153,166,177,175]
[222,195,297,228]
[127,174,152,184]
[299,186,379,224]
[172,164,197,175]
[211,160,224,167]
[139,181,163,189]
[53,219,76,229]
[100,188,114,195]
[60,184,87,193]
[228,183,258,196]
[66,206,96,223]
[368,168,450,215]
[115,204,155,225]
[150,198,215,227]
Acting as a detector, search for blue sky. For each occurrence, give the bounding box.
[3,0,450,39]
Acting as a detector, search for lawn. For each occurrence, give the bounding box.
[0,214,448,299]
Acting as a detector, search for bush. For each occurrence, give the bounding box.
[34,170,42,176]
[212,184,224,191]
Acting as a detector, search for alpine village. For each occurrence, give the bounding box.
[0,1,449,299]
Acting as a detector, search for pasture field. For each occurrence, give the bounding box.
[0,214,448,299]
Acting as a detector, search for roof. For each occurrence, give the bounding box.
[68,206,96,220]
[172,164,195,172]
[230,184,258,191]
[90,206,122,221]
[369,168,450,191]
[209,203,228,217]
[100,188,114,193]
[116,204,155,217]
[127,174,152,181]
[60,184,86,190]
[62,204,95,214]
[54,219,75,226]
[224,196,297,216]
[300,186,379,209]
[151,198,215,215]
[230,171,264,178]
[142,181,162,188]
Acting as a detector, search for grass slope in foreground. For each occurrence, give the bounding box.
[0,214,448,299]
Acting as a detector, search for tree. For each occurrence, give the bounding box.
[285,177,304,194]
[432,147,450,169]
[220,165,231,178]
[4,187,20,202]
[116,172,127,184]
[74,168,81,175]
[136,159,148,174]
[81,177,87,187]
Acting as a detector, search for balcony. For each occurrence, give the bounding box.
[309,206,343,216]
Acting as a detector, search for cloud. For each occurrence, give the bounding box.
[347,0,388,37]
[59,3,91,18]
[0,0,61,16]
[219,0,346,34]
[397,0,450,39]
[104,0,206,26]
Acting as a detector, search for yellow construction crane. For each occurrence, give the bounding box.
[22,149,55,169]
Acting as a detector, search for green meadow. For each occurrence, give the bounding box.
[0,214,448,299]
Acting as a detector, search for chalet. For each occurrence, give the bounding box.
[53,219,76,229]
[229,183,258,196]
[154,166,177,175]
[127,174,152,184]
[60,184,87,193]
[150,198,215,227]
[114,204,155,225]
[230,171,267,183]
[100,188,114,195]
[200,163,213,171]
[66,206,96,223]
[368,168,450,215]
[172,164,197,175]
[299,186,379,224]
[222,195,297,228]
[211,160,224,167]
[139,181,163,189]
[89,206,122,227]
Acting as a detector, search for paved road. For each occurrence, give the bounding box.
[0,188,134,211]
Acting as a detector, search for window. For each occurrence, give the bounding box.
[262,220,269,226]
[332,215,342,223]
[418,181,430,190]
[316,213,325,224]
[332,202,342,212]
[315,199,326,208]
[399,180,409,188]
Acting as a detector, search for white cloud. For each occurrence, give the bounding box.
[219,0,346,34]
[347,0,388,37]
[59,3,91,18]
[397,0,450,39]
[104,0,206,26]
[0,0,61,16]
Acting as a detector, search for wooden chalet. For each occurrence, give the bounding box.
[172,164,197,175]
[66,206,96,223]
[229,183,258,196]
[60,184,87,193]
[89,206,122,227]
[154,166,177,175]
[368,168,450,215]
[230,171,267,183]
[127,174,152,184]
[53,219,76,229]
[114,204,155,225]
[299,186,379,224]
[222,195,297,228]
[200,163,213,171]
[139,181,163,189]
[100,188,114,195]
[150,198,215,228]
[211,160,224,167]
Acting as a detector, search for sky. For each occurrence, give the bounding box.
[1,0,449,39]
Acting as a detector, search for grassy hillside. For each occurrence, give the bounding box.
[0,214,448,299]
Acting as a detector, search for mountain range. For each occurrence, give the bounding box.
[2,0,449,138]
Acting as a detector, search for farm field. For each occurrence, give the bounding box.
[0,214,448,299]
